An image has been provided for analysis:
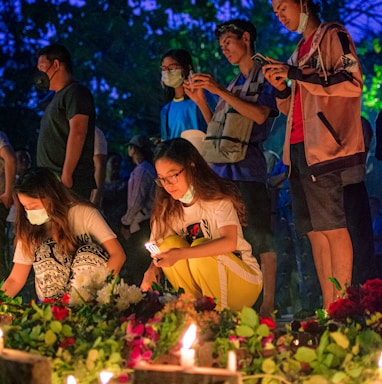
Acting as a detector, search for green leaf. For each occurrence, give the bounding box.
[30,325,42,340]
[302,375,330,384]
[294,346,317,363]
[50,321,63,334]
[330,332,349,349]
[236,325,255,338]
[45,329,57,345]
[240,306,259,328]
[256,324,271,337]
[348,366,363,378]
[62,324,74,337]
[331,372,347,383]
[328,277,342,291]
[43,305,53,321]
[261,358,276,374]
[326,342,347,359]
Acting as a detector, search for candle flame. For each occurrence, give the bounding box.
[99,371,114,384]
[66,375,77,384]
[379,352,382,368]
[182,323,197,349]
[0,329,3,338]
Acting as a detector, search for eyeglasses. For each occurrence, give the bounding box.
[155,168,185,187]
[216,23,245,35]
[160,64,183,73]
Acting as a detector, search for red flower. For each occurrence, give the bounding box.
[42,298,58,304]
[260,317,277,331]
[302,320,321,334]
[361,294,382,314]
[117,373,130,383]
[328,298,361,321]
[59,337,76,349]
[61,293,70,305]
[194,296,216,311]
[345,286,362,303]
[362,278,382,292]
[51,306,69,321]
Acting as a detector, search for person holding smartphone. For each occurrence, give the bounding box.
[263,0,365,309]
[140,138,263,311]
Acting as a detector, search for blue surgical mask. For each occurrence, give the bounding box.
[178,184,195,204]
[26,208,50,225]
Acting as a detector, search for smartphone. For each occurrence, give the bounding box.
[145,242,161,255]
[145,242,162,262]
[188,69,194,84]
[253,53,271,67]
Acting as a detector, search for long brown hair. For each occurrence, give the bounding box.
[151,138,246,240]
[14,167,89,259]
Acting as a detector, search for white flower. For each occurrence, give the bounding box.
[91,267,110,289]
[70,286,92,306]
[96,284,113,304]
[127,285,143,304]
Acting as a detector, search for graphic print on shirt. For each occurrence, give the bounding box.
[185,219,210,244]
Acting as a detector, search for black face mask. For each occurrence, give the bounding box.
[34,63,54,91]
[34,70,50,91]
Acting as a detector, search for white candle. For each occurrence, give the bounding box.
[99,371,114,384]
[66,375,77,384]
[180,347,195,369]
[227,350,237,372]
[0,329,4,353]
[180,323,197,369]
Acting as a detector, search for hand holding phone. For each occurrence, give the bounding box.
[145,242,161,262]
[253,53,271,68]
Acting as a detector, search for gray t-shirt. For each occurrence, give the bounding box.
[37,82,96,194]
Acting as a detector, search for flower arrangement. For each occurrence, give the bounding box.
[0,267,144,384]
[1,274,382,384]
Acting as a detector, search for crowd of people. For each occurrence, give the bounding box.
[1,0,381,318]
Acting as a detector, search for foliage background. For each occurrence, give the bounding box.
[0,0,381,163]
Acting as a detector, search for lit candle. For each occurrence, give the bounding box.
[0,329,4,353]
[180,323,196,369]
[379,352,382,380]
[99,371,114,384]
[66,375,77,384]
[227,350,237,372]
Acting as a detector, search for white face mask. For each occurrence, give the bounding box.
[178,184,195,204]
[297,0,309,34]
[297,12,309,33]
[26,208,50,225]
[161,69,185,88]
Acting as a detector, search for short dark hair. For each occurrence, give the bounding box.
[215,19,257,50]
[294,0,321,17]
[37,44,74,74]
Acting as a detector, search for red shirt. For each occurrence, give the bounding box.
[290,33,315,144]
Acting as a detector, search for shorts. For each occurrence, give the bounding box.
[289,142,347,235]
[233,180,274,255]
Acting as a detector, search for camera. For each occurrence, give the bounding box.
[253,53,271,67]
